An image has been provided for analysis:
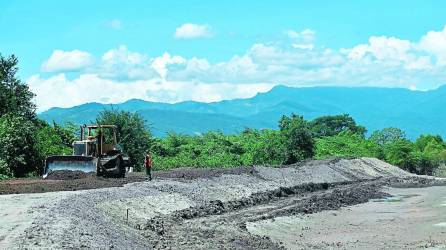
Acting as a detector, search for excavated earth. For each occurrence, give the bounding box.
[1,157,446,249]
[0,167,255,195]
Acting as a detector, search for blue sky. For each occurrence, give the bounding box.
[1,0,446,111]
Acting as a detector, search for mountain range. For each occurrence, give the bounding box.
[38,85,446,139]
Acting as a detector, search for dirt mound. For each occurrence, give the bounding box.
[154,166,256,180]
[0,173,148,195]
[0,157,425,195]
[45,170,95,180]
[0,166,258,195]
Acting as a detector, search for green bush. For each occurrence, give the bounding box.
[35,122,73,158]
[239,129,286,165]
[0,114,40,177]
[0,158,12,179]
[383,140,419,173]
[279,114,315,164]
[315,131,379,159]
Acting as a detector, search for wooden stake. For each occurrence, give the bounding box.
[126,208,129,224]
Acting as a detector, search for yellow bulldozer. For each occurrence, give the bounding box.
[43,124,129,178]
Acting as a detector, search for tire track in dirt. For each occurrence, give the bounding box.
[137,180,388,249]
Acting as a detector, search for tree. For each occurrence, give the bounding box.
[0,55,41,177]
[96,110,152,171]
[310,114,366,138]
[151,132,247,170]
[34,121,74,161]
[0,54,35,119]
[315,131,380,159]
[279,114,315,164]
[239,129,286,165]
[0,114,40,177]
[0,159,12,180]
[383,139,419,173]
[414,135,445,152]
[253,129,287,165]
[414,135,446,175]
[370,128,406,146]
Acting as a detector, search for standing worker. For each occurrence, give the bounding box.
[144,152,153,181]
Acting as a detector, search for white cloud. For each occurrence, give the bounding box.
[292,44,314,50]
[98,45,157,80]
[151,53,186,79]
[286,28,316,50]
[174,23,213,39]
[31,25,446,111]
[405,56,432,70]
[41,50,94,72]
[106,19,123,30]
[287,29,315,41]
[27,73,273,111]
[348,36,412,62]
[102,45,146,65]
[419,25,446,65]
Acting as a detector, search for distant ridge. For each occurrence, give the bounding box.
[39,85,446,138]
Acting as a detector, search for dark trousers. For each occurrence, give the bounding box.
[145,167,152,181]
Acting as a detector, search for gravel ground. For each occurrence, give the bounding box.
[1,157,445,249]
[0,192,71,249]
[247,186,446,249]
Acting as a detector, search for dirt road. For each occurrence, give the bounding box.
[1,158,445,249]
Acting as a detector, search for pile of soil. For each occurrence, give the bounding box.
[153,166,256,180]
[0,166,258,195]
[0,157,428,195]
[0,173,148,195]
[45,170,95,180]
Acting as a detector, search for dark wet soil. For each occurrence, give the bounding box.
[138,180,389,250]
[45,170,94,180]
[0,166,257,195]
[0,173,146,195]
[154,166,256,180]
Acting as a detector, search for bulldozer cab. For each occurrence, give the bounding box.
[81,125,118,157]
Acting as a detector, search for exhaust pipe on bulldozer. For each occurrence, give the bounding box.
[43,156,97,178]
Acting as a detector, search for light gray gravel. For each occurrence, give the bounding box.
[246,186,446,249]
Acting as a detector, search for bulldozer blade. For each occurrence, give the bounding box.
[44,156,97,178]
